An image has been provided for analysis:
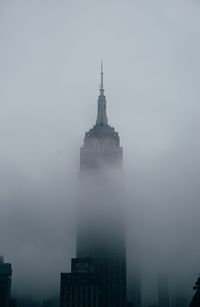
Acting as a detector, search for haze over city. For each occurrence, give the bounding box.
[1,0,200,305]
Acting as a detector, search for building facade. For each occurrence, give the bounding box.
[60,258,100,307]
[0,256,12,307]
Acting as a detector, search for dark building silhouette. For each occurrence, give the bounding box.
[189,275,200,307]
[60,258,100,307]
[0,256,12,307]
[158,274,169,307]
[60,64,127,306]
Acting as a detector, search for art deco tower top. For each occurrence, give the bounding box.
[80,64,123,170]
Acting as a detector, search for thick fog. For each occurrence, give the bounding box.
[1,0,200,304]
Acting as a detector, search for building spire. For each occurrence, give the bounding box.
[96,61,108,126]
[100,60,104,93]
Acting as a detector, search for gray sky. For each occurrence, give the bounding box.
[1,0,200,303]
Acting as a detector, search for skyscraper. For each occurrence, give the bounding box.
[0,256,12,307]
[60,64,127,307]
[77,63,127,306]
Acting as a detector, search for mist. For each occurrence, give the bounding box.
[1,0,200,305]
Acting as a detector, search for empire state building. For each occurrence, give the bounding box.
[60,64,127,307]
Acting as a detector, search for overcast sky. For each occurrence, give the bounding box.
[1,0,200,303]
